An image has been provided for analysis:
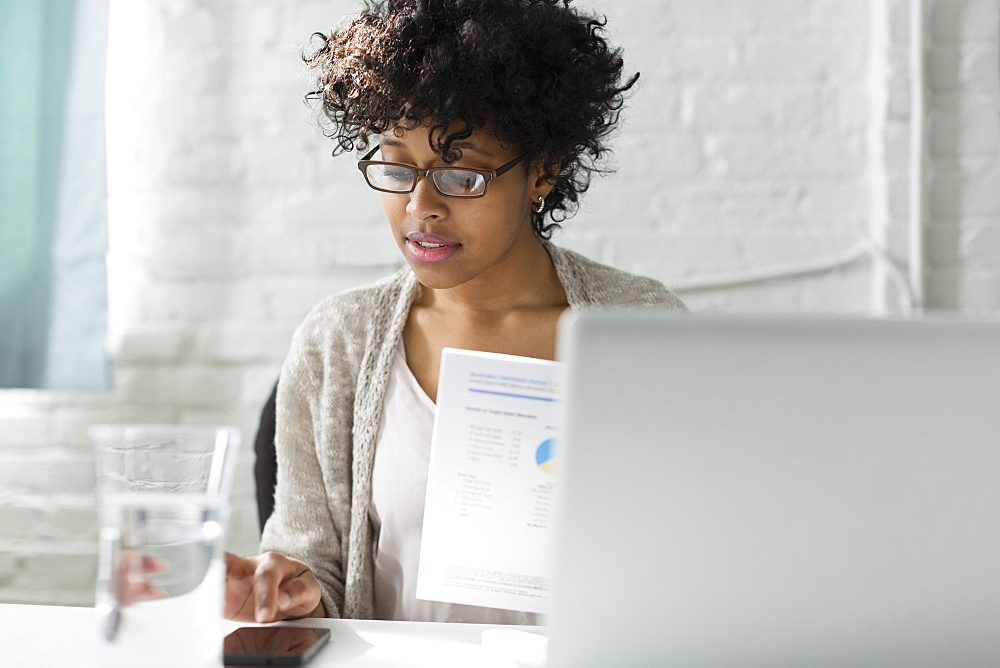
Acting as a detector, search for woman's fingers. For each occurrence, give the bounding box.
[252,552,322,622]
[252,552,286,622]
[223,552,321,623]
[224,551,256,578]
[224,552,271,622]
[276,570,322,617]
[140,553,169,575]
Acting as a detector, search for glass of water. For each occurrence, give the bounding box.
[90,424,240,668]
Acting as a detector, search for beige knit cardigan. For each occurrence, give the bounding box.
[259,242,686,618]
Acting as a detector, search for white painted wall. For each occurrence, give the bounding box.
[0,0,997,606]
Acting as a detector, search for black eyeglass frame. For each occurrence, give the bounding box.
[356,145,528,199]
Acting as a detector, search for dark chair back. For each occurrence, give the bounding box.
[254,382,278,531]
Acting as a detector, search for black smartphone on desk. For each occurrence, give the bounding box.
[223,626,331,666]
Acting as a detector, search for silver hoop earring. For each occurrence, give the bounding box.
[533,195,546,214]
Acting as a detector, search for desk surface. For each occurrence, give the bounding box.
[0,603,548,667]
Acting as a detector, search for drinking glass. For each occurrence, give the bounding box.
[90,424,240,668]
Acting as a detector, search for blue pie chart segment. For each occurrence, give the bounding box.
[535,438,556,475]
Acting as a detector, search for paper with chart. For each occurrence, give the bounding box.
[416,348,562,614]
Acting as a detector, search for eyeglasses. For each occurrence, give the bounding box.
[356,145,527,198]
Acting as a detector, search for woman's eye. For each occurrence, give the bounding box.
[383,166,412,182]
[441,170,483,194]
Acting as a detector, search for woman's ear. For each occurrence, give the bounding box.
[530,159,560,198]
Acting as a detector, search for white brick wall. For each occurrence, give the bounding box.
[924,0,1000,309]
[0,0,997,606]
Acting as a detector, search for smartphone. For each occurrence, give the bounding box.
[223,626,331,666]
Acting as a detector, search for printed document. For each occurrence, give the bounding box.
[416,347,562,614]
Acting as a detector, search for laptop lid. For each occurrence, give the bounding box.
[547,313,1000,666]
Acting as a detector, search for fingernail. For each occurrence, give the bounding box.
[277,592,291,609]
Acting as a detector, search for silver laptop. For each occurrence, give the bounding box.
[547,313,1000,666]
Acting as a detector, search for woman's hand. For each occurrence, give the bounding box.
[224,551,324,623]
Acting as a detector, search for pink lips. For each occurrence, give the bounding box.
[406,232,460,263]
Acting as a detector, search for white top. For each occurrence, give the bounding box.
[369,340,539,624]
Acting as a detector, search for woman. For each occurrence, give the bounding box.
[224,0,685,624]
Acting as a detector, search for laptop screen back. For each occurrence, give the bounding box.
[548,313,1000,666]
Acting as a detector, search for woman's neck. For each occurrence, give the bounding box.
[414,237,567,316]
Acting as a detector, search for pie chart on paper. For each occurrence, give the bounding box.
[535,438,556,474]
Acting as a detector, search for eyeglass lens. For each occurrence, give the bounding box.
[364,164,488,197]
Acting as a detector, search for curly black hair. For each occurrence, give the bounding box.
[304,0,639,238]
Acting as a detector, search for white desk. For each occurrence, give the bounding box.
[0,603,548,667]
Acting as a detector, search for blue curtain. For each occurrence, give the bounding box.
[0,0,109,389]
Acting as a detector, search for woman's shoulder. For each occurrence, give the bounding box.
[547,243,688,312]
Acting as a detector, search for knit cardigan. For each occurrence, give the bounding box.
[259,242,687,619]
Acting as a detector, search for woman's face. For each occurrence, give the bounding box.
[372,125,548,292]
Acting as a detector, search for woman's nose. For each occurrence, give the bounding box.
[405,175,447,220]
